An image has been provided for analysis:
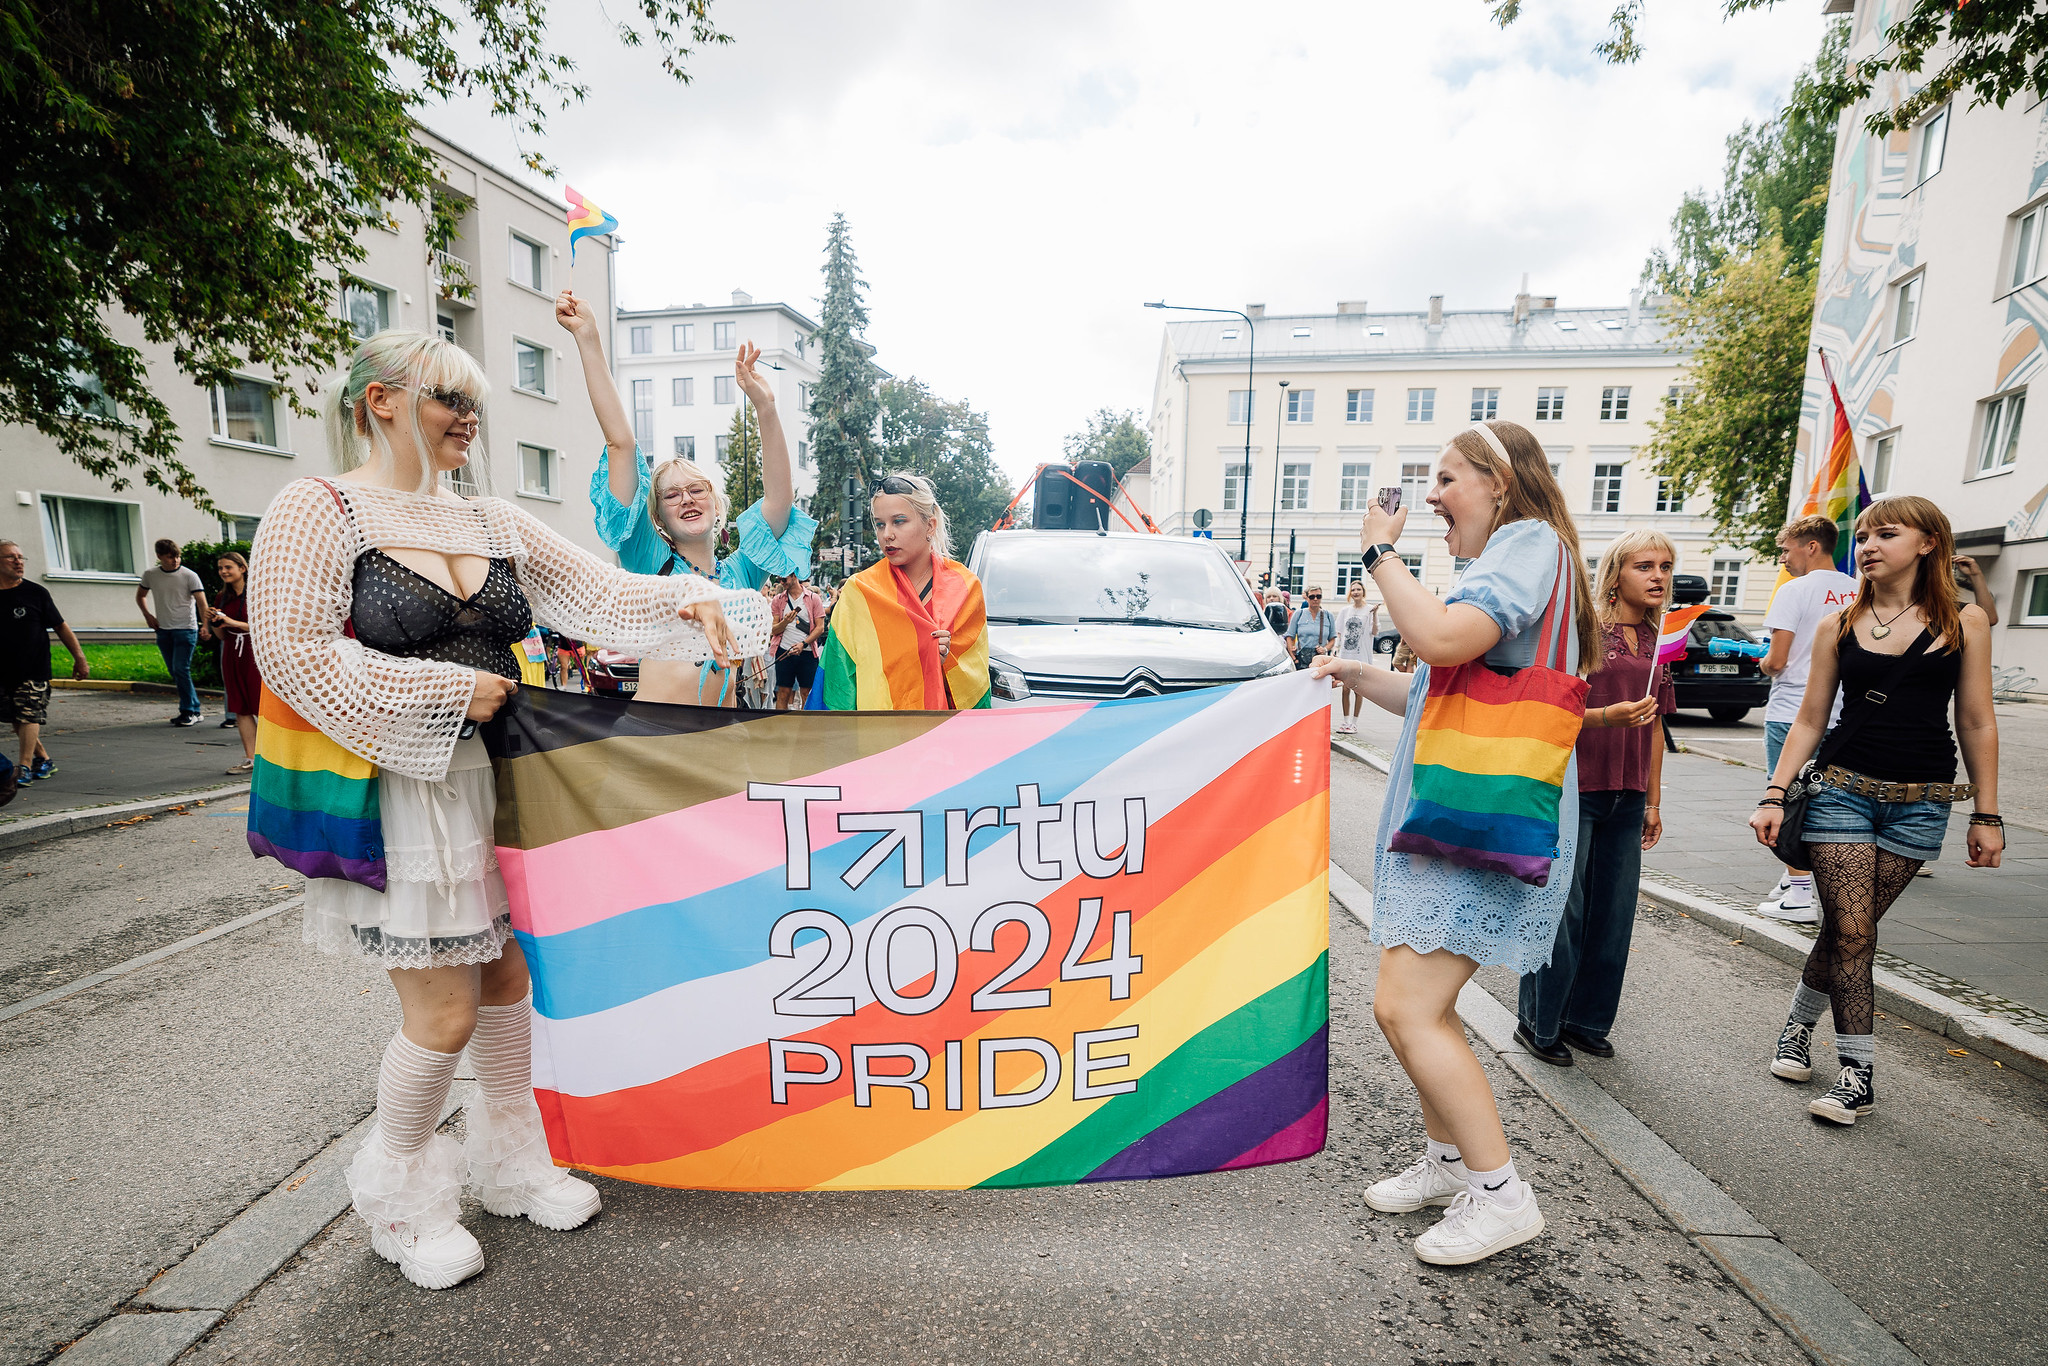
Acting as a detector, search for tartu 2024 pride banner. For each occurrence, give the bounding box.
[485,672,1332,1191]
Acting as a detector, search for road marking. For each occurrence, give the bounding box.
[0,895,304,1025]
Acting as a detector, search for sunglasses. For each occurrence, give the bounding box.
[1306,594,1322,600]
[421,385,483,420]
[875,475,926,496]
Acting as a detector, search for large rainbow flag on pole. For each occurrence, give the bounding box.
[564,185,618,261]
[487,674,1332,1191]
[1806,351,1872,575]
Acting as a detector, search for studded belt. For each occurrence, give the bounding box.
[1820,765,1974,804]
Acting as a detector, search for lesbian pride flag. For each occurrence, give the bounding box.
[1654,605,1712,665]
[487,674,1331,1191]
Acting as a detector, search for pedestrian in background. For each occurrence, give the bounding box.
[136,538,208,726]
[1515,528,1674,1066]
[1,537,89,791]
[769,573,826,710]
[1330,580,1377,734]
[1284,586,1336,670]
[1756,514,1860,923]
[203,551,261,774]
[1263,589,1288,634]
[1314,419,1599,1266]
[1752,496,2001,1126]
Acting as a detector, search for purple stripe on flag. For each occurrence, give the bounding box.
[1385,831,1554,887]
[247,833,386,890]
[1219,1095,1328,1171]
[1081,1025,1327,1182]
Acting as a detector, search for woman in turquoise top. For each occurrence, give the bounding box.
[1313,420,1598,1268]
[558,290,817,704]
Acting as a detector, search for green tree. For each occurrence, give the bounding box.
[1641,235,1815,559]
[876,378,1013,548]
[719,402,761,547]
[1490,0,2046,135]
[803,213,882,555]
[3,0,729,509]
[1061,408,1152,482]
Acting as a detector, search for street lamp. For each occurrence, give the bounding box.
[1270,379,1289,587]
[1144,301,1254,561]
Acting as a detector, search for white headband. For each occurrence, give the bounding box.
[1457,421,1514,466]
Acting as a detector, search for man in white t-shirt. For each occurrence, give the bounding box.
[135,538,209,726]
[1754,514,1858,921]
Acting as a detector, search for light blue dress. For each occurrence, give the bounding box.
[1371,518,1582,974]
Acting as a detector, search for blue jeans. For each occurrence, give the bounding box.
[1518,789,1647,1047]
[155,628,201,716]
[1764,720,1791,777]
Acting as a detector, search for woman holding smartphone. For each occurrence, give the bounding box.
[1314,420,1597,1265]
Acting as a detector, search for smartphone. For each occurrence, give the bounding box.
[1377,486,1402,515]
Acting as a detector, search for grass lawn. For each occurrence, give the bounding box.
[82,642,173,684]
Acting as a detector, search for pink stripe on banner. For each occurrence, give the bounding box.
[1218,1096,1328,1171]
[501,702,1093,939]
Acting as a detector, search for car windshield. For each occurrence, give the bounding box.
[981,536,1265,631]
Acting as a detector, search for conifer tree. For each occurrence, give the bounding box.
[805,214,883,557]
[719,402,760,552]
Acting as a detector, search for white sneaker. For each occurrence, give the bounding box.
[1364,1154,1467,1213]
[480,1166,603,1231]
[467,1098,603,1231]
[1413,1185,1545,1265]
[1340,718,1357,735]
[369,1217,485,1290]
[1757,881,1819,924]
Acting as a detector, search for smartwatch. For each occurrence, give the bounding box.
[1363,543,1400,572]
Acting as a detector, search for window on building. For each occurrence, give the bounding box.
[630,326,652,354]
[435,313,457,345]
[1915,105,1948,185]
[1535,387,1565,421]
[797,442,809,469]
[1548,460,1564,480]
[1708,558,1745,608]
[1400,461,1431,510]
[673,435,695,459]
[445,463,480,496]
[631,379,654,446]
[1600,386,1631,421]
[1399,552,1424,577]
[1870,431,1898,493]
[1978,390,2025,474]
[673,323,695,351]
[1891,274,1922,345]
[713,374,736,405]
[1221,328,1240,341]
[209,376,282,448]
[1590,463,1625,513]
[1655,479,1686,513]
[2012,203,2048,292]
[712,321,736,350]
[1291,326,1311,339]
[40,494,136,576]
[342,283,391,341]
[672,377,694,406]
[798,382,812,410]
[1665,384,1693,409]
[1406,388,1435,422]
[1285,389,1315,423]
[1280,463,1312,510]
[519,444,556,497]
[1470,388,1498,423]
[219,514,261,543]
[1339,462,1372,511]
[510,233,545,291]
[794,334,808,357]
[1453,555,1475,575]
[1346,388,1373,423]
[1283,553,1306,595]
[1222,462,1247,511]
[714,435,731,460]
[514,340,547,395]
[2021,569,2048,625]
[1556,321,1579,332]
[1227,390,1254,425]
[1336,554,1364,591]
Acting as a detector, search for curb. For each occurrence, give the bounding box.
[52,679,227,697]
[0,784,251,852]
[1324,863,1925,1366]
[1636,878,2048,1085]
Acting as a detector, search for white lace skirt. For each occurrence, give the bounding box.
[302,737,512,971]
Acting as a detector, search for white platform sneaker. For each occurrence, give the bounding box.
[468,1098,603,1231]
[1364,1154,1467,1213]
[370,1216,487,1290]
[349,1131,485,1290]
[1412,1184,1546,1265]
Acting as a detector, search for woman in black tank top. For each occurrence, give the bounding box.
[1749,497,2003,1129]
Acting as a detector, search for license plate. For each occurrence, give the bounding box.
[618,681,638,693]
[1696,662,1739,675]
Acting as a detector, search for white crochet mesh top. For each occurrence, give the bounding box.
[248,478,770,781]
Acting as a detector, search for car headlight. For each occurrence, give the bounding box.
[991,661,1031,701]
[1259,658,1296,678]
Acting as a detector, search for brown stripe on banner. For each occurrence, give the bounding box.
[490,709,950,850]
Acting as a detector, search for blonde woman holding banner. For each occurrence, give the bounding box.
[1514,529,1674,1067]
[1313,419,1597,1266]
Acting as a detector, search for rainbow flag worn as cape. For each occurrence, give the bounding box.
[489,673,1334,1190]
[1653,605,1712,665]
[819,557,991,710]
[565,186,618,261]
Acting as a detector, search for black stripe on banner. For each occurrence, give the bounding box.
[483,686,776,760]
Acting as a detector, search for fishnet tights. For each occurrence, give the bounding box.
[1800,844,1924,1038]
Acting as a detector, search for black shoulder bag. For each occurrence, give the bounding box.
[1769,641,1923,867]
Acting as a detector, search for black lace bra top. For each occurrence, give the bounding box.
[350,549,531,679]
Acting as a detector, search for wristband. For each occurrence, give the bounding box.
[1362,543,1400,572]
[1765,784,1786,793]
[1755,798,1784,809]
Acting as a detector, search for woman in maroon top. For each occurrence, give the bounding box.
[204,551,261,774]
[1515,529,1676,1065]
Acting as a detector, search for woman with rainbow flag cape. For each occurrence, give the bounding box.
[246,330,768,1292]
[1515,528,1679,1069]
[811,472,990,710]
[1313,419,1598,1267]
[558,289,815,705]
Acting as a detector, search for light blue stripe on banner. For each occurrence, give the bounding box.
[520,683,1239,1020]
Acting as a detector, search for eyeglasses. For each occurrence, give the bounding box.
[421,385,483,420]
[659,481,717,505]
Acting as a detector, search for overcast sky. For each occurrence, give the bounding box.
[427,0,1830,486]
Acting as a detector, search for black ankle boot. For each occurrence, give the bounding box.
[1514,1022,1575,1067]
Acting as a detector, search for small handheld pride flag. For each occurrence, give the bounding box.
[565,186,618,261]
[1645,603,1712,698]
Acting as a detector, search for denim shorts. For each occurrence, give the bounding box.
[1802,781,1951,862]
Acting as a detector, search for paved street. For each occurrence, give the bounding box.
[2,691,244,823]
[4,733,2046,1365]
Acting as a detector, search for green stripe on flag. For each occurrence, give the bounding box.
[978,953,1328,1189]
[1408,763,1557,821]
[821,628,858,710]
[250,755,377,819]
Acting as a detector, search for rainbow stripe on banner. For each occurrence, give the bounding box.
[489,673,1333,1191]
[246,686,384,888]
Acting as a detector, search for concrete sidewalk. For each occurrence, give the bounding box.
[2,691,247,824]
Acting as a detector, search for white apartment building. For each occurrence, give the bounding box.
[613,294,823,502]
[1798,0,2048,679]
[1145,294,1771,620]
[3,126,618,626]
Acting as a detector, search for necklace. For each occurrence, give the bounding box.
[1869,603,1914,640]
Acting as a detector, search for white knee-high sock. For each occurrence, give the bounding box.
[377,1031,462,1157]
[467,995,535,1107]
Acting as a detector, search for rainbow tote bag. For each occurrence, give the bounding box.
[1388,543,1588,887]
[246,684,387,890]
